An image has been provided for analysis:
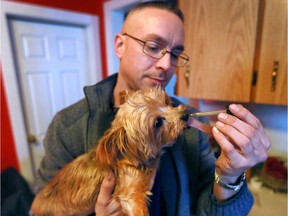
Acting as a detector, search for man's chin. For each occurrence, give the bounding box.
[141,83,166,90]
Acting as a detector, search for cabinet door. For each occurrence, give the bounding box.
[252,0,287,105]
[176,0,259,102]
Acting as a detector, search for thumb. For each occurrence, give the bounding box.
[98,171,116,203]
[96,171,123,215]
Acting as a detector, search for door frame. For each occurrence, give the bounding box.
[1,1,102,182]
[104,0,141,75]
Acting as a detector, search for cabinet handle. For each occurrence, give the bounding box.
[185,65,190,87]
[271,61,279,92]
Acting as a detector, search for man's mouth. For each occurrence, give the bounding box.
[148,77,166,85]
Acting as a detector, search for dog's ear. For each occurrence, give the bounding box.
[95,126,126,166]
[119,89,135,105]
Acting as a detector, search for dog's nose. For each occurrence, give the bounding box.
[180,111,190,122]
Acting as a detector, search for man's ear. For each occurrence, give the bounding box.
[114,34,125,59]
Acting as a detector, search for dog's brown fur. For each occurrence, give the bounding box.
[31,87,188,216]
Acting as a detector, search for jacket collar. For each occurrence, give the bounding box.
[84,73,118,112]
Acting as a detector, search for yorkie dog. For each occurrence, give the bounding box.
[31,87,189,216]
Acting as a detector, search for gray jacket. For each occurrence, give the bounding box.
[35,73,253,215]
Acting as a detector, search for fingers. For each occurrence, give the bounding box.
[212,104,271,176]
[212,127,247,174]
[227,104,271,151]
[215,112,256,154]
[95,171,123,216]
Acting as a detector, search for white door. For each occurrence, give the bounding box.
[2,1,102,183]
[9,19,90,178]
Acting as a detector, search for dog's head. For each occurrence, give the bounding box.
[96,87,189,168]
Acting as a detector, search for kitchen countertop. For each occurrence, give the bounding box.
[249,183,287,216]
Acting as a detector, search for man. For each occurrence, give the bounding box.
[34,2,270,215]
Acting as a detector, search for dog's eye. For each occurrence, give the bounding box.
[154,117,164,129]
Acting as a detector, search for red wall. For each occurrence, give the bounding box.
[1,0,109,172]
[1,65,20,172]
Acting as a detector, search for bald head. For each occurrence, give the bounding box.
[126,1,184,22]
[122,1,184,33]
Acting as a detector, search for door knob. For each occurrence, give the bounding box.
[27,134,38,144]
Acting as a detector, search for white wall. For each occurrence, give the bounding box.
[252,104,287,157]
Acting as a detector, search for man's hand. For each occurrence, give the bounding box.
[212,104,271,201]
[95,171,123,216]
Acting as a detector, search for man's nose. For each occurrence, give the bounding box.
[155,52,172,70]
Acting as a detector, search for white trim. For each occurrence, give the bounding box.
[104,0,142,75]
[1,1,102,183]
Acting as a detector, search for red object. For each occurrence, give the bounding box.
[1,70,20,172]
[264,157,287,180]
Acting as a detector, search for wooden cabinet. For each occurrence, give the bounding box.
[176,0,287,105]
[251,0,287,105]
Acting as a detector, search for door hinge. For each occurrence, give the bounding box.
[252,70,258,86]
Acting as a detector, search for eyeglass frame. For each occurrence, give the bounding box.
[122,33,189,67]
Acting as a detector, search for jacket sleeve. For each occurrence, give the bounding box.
[196,181,254,216]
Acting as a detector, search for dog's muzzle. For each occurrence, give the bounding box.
[180,111,190,122]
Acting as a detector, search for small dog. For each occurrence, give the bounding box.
[31,87,189,216]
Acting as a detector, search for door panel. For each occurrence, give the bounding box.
[10,19,89,177]
[252,0,287,105]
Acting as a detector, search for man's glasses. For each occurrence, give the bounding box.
[123,33,189,67]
